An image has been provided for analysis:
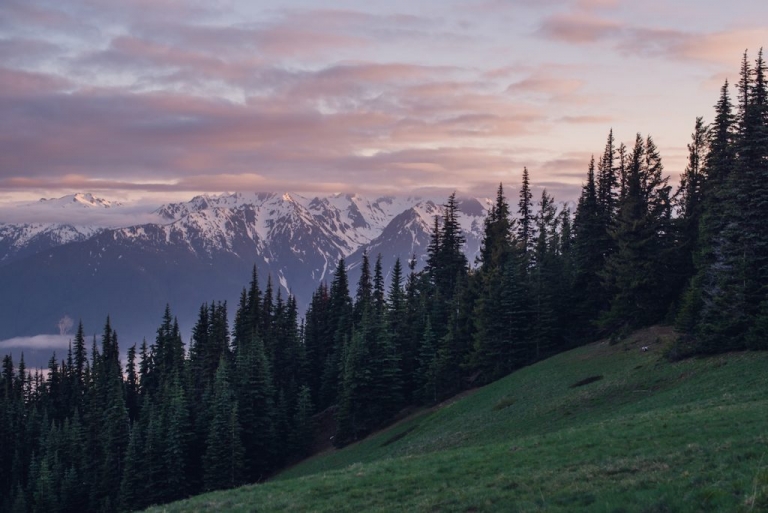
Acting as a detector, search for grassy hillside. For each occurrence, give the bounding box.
[146,327,768,512]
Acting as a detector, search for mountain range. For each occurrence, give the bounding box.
[0,192,489,360]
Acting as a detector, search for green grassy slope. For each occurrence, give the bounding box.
[147,328,768,512]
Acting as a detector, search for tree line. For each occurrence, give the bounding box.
[1,50,766,512]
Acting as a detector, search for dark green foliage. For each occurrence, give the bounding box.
[289,385,314,458]
[120,423,144,510]
[471,183,530,382]
[572,156,607,338]
[600,134,673,331]
[319,258,353,409]
[517,167,534,258]
[203,358,244,491]
[680,51,768,353]
[234,334,276,480]
[337,254,402,445]
[673,117,709,297]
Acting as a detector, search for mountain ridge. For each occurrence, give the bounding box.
[0,191,490,358]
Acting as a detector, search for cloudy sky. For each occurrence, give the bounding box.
[1,0,766,206]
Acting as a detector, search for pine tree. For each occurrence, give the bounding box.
[232,288,250,357]
[401,256,425,402]
[304,283,330,408]
[95,330,130,509]
[387,258,413,400]
[572,156,606,338]
[373,254,386,315]
[234,334,276,481]
[32,457,57,512]
[678,81,737,341]
[598,129,618,220]
[163,375,192,502]
[472,183,522,382]
[740,49,768,340]
[479,183,513,271]
[335,314,373,445]
[681,56,768,352]
[119,423,145,511]
[518,167,534,259]
[531,189,560,359]
[353,251,373,325]
[289,385,314,458]
[203,357,244,491]
[601,133,672,330]
[73,321,87,390]
[673,117,709,314]
[438,192,468,297]
[319,258,352,409]
[125,344,139,423]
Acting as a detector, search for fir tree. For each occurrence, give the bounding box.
[572,156,605,338]
[319,258,352,409]
[518,167,534,258]
[203,357,244,491]
[289,385,314,458]
[234,334,276,481]
[601,133,672,330]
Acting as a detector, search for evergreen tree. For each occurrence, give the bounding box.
[401,256,425,402]
[472,183,524,382]
[234,334,276,481]
[598,129,618,220]
[319,258,352,409]
[304,283,330,408]
[203,357,244,491]
[531,189,560,359]
[163,376,192,502]
[479,183,513,270]
[289,385,314,458]
[73,321,87,390]
[673,117,709,313]
[119,423,145,511]
[517,167,534,259]
[125,344,139,423]
[601,133,672,330]
[353,251,373,324]
[437,192,468,298]
[572,156,606,338]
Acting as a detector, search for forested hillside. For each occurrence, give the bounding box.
[1,51,766,512]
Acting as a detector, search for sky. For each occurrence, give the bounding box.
[1,0,766,208]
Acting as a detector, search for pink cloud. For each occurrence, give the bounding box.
[538,12,621,43]
[1,1,78,31]
[576,0,620,10]
[0,67,72,95]
[507,74,584,96]
[0,38,61,66]
[558,115,614,124]
[659,29,767,65]
[539,9,764,67]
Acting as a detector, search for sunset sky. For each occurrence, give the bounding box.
[1,0,766,206]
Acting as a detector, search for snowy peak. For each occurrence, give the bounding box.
[35,193,122,209]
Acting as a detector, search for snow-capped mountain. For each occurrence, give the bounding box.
[0,191,489,350]
[33,193,123,209]
[0,193,123,265]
